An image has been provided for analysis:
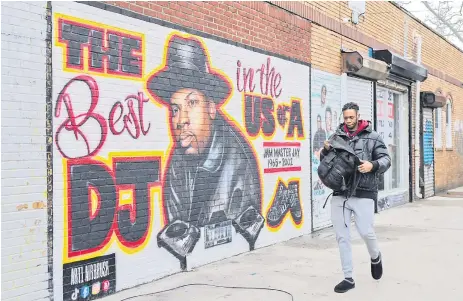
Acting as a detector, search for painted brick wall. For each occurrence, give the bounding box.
[51,2,311,300]
[1,2,49,301]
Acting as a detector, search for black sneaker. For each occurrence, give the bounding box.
[334,278,355,293]
[371,252,383,280]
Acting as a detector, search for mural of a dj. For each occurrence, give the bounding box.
[146,34,264,268]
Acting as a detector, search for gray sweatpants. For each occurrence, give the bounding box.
[331,195,380,278]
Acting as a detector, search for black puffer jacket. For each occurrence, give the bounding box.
[321,120,391,200]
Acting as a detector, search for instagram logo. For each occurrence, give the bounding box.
[92,282,100,295]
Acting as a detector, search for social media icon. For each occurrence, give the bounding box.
[102,280,110,292]
[92,282,101,295]
[80,285,90,299]
[71,288,79,301]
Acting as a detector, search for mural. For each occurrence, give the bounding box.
[455,120,463,156]
[421,109,435,198]
[377,191,408,212]
[52,3,310,300]
[423,119,434,166]
[310,69,342,230]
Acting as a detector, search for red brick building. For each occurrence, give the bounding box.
[2,1,462,300]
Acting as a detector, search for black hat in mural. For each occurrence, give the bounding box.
[146,35,232,105]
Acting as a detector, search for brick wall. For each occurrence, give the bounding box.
[311,24,369,74]
[300,1,463,83]
[50,1,311,299]
[1,2,50,301]
[3,1,463,300]
[106,1,311,64]
[272,0,463,193]
[421,75,463,191]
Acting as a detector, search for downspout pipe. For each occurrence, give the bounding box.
[414,35,423,199]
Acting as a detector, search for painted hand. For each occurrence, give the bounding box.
[323,140,330,150]
[358,160,373,173]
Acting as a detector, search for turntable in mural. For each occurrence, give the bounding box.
[146,34,264,268]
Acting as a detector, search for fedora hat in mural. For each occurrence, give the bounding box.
[146,35,232,105]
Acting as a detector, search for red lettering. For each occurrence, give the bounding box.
[109,103,124,135]
[109,92,151,139]
[236,58,283,98]
[55,75,108,159]
[388,103,394,119]
[274,73,282,98]
[55,75,151,159]
[377,100,384,117]
[236,60,243,92]
[265,58,275,97]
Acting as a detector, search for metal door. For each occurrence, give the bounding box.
[344,76,374,122]
[421,108,435,198]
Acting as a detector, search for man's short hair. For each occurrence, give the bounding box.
[342,102,360,112]
[325,106,332,115]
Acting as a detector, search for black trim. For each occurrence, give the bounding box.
[373,50,428,82]
[309,67,314,234]
[76,1,311,67]
[345,72,377,83]
[373,82,378,213]
[373,82,377,131]
[408,86,413,203]
[387,73,414,87]
[45,1,54,298]
[433,108,436,195]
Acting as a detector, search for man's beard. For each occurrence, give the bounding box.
[346,121,357,130]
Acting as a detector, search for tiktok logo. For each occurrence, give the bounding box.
[71,288,79,301]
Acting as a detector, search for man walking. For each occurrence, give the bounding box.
[321,102,391,293]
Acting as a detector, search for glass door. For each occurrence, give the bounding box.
[376,87,409,192]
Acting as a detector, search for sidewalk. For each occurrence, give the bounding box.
[105,194,463,301]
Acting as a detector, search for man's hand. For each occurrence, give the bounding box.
[358,160,373,173]
[323,140,330,150]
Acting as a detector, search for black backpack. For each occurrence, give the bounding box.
[317,136,360,208]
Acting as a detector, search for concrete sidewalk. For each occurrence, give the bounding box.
[448,186,463,195]
[106,195,463,301]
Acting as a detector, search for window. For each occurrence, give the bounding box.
[435,108,442,148]
[376,88,409,191]
[446,98,453,148]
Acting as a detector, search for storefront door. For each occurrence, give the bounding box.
[375,86,410,210]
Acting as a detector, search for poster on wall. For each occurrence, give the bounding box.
[62,254,116,301]
[376,88,395,148]
[52,2,311,298]
[310,69,342,230]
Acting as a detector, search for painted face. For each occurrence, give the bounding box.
[325,110,332,130]
[317,115,322,129]
[321,86,327,104]
[170,88,216,155]
[343,109,359,130]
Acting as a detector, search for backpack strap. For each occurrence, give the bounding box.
[322,192,333,209]
[346,157,361,198]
